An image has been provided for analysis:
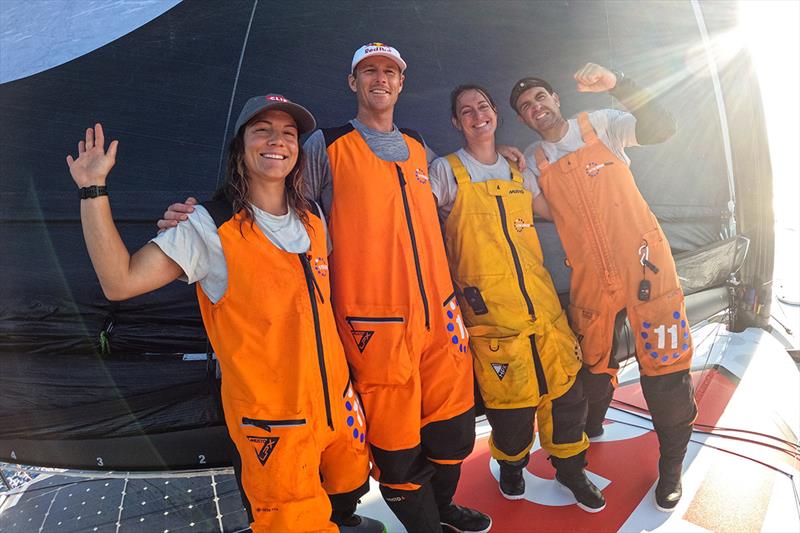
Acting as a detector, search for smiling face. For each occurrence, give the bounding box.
[348,55,404,116]
[515,86,565,138]
[452,88,497,144]
[242,109,299,182]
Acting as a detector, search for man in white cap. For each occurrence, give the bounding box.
[300,42,492,533]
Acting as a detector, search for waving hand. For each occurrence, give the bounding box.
[66,123,118,187]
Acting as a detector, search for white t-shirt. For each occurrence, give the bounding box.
[523,109,639,179]
[429,148,542,221]
[151,203,322,304]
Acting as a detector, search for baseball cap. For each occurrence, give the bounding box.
[234,94,316,135]
[351,42,407,73]
[509,77,555,112]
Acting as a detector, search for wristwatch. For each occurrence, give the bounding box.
[79,185,108,199]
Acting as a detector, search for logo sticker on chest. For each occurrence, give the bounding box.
[415,168,429,184]
[514,218,533,232]
[313,257,328,277]
[585,161,614,177]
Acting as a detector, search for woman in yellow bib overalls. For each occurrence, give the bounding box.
[428,85,605,513]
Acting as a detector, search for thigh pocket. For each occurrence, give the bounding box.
[631,288,692,371]
[535,312,583,397]
[470,334,540,409]
[568,304,611,368]
[230,402,316,503]
[341,310,413,387]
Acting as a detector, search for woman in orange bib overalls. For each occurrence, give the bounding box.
[65,95,382,532]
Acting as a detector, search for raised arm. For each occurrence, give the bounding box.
[574,62,676,145]
[67,124,184,300]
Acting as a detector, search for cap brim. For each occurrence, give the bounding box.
[352,52,407,73]
[235,101,317,135]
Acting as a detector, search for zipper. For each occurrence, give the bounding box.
[571,163,617,285]
[299,254,333,430]
[241,417,307,432]
[346,316,404,324]
[396,165,431,330]
[528,336,548,396]
[495,196,536,319]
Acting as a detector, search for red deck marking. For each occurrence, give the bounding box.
[457,368,744,531]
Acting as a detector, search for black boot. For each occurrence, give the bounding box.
[654,458,683,512]
[641,371,696,513]
[551,451,606,513]
[439,504,492,533]
[498,456,528,500]
[380,483,443,533]
[580,368,613,440]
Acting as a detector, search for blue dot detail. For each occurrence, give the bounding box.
[673,311,681,319]
[662,355,669,362]
[645,342,652,350]
[347,416,354,427]
[682,343,689,351]
[684,332,689,339]
[447,323,454,332]
[681,320,686,328]
[641,332,649,339]
[672,353,680,359]
[650,351,659,358]
[643,322,651,329]
[447,310,454,319]
[360,434,365,443]
[451,335,458,344]
[345,401,352,411]
[353,429,359,439]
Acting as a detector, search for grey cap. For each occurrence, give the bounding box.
[234,94,316,134]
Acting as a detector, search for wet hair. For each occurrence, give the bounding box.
[450,84,498,119]
[215,124,311,232]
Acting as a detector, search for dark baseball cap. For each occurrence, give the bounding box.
[234,94,316,135]
[509,77,555,112]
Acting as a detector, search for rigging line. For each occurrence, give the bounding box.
[608,404,799,458]
[612,397,799,449]
[37,484,60,533]
[603,414,800,520]
[214,0,259,189]
[603,0,617,111]
[690,0,737,235]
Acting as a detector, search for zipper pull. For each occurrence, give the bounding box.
[300,254,325,304]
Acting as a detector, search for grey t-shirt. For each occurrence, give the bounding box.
[429,148,542,221]
[151,203,321,304]
[303,118,437,216]
[523,109,638,179]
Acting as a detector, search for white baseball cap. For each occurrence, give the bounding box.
[351,42,407,73]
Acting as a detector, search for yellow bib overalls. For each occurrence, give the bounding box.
[443,153,588,461]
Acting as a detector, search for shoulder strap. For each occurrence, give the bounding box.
[507,159,525,184]
[321,123,355,148]
[534,145,550,173]
[399,127,424,149]
[577,112,598,143]
[445,153,471,185]
[201,198,234,229]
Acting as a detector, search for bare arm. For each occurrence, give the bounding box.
[68,124,184,300]
[532,193,552,220]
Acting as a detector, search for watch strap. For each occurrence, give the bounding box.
[79,185,108,199]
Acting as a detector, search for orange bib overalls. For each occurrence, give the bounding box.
[323,125,475,527]
[197,204,369,532]
[535,113,693,378]
[535,112,697,476]
[443,153,587,461]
